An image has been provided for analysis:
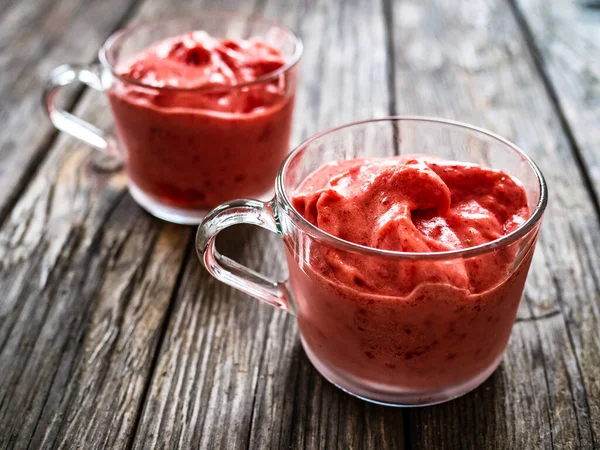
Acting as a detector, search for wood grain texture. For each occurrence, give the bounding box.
[0,95,193,449]
[389,0,599,448]
[511,0,600,203]
[0,0,139,222]
[0,0,197,448]
[130,0,407,448]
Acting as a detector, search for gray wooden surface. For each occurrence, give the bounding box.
[0,0,598,448]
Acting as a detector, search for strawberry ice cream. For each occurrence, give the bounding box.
[108,31,295,210]
[287,156,536,404]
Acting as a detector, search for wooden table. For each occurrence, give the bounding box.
[1,0,599,448]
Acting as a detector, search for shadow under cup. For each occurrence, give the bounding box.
[197,117,548,406]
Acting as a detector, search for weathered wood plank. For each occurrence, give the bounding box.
[0,0,208,448]
[131,0,407,448]
[0,0,139,222]
[510,2,600,445]
[0,100,192,449]
[511,0,600,202]
[390,0,599,448]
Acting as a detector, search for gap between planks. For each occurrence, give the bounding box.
[506,0,600,220]
[125,230,196,450]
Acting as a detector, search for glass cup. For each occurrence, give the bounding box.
[43,12,302,224]
[196,117,548,406]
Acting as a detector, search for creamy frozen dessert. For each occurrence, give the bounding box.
[108,31,295,210]
[286,156,534,402]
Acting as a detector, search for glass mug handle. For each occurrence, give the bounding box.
[42,64,122,170]
[196,199,292,313]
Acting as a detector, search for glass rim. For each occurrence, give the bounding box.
[276,116,548,261]
[98,10,303,93]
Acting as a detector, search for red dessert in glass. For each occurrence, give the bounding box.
[108,31,297,213]
[288,156,534,403]
[195,118,547,405]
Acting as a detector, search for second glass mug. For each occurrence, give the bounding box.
[43,12,302,224]
[197,117,548,406]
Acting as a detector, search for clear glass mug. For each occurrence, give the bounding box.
[196,117,548,406]
[43,12,302,224]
